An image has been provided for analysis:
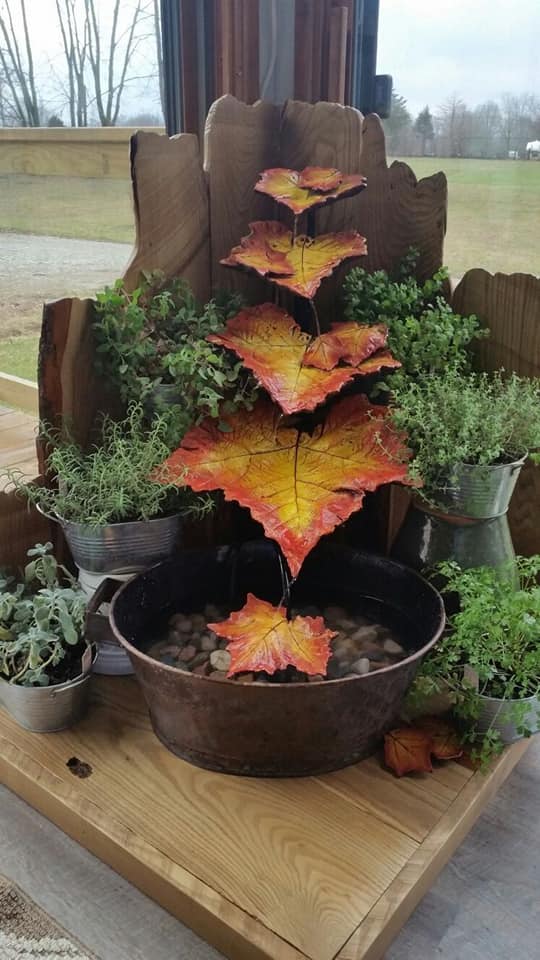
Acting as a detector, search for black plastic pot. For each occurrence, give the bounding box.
[110,542,445,777]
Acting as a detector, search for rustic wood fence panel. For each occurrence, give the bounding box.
[453,269,540,556]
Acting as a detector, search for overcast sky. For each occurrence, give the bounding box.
[377,0,540,117]
[14,0,540,121]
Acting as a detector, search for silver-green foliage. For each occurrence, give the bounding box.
[390,368,540,492]
[0,544,87,687]
[409,558,540,765]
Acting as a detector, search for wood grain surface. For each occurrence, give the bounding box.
[204,95,280,297]
[0,676,528,960]
[453,270,540,556]
[124,132,211,301]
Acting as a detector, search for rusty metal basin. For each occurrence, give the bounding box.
[110,542,444,777]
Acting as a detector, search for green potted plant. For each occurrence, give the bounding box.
[10,405,205,580]
[0,543,92,732]
[389,367,540,572]
[93,274,259,444]
[109,164,446,777]
[343,251,487,394]
[409,557,540,766]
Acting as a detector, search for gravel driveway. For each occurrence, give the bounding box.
[0,232,133,338]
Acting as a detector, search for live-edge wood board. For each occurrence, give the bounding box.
[0,677,529,960]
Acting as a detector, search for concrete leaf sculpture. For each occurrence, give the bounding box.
[156,395,413,577]
[221,220,367,299]
[254,166,366,214]
[304,321,393,370]
[384,728,434,777]
[208,304,396,415]
[208,594,337,677]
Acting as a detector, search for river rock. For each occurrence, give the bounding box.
[308,674,325,682]
[200,632,218,652]
[178,644,197,663]
[191,613,207,630]
[351,657,370,675]
[210,649,232,672]
[236,672,256,683]
[351,625,380,646]
[169,614,192,634]
[383,638,405,655]
[209,670,228,681]
[192,663,209,676]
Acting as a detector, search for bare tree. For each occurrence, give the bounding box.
[153,0,164,119]
[0,0,40,125]
[499,92,540,156]
[84,0,147,126]
[435,95,471,157]
[55,0,88,126]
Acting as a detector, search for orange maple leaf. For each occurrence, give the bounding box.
[254,167,366,215]
[208,594,336,676]
[155,395,414,576]
[384,728,434,777]
[305,323,390,370]
[208,304,359,414]
[416,717,463,761]
[221,221,367,299]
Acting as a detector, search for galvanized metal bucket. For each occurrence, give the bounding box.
[474,693,540,745]
[428,456,526,520]
[60,513,182,574]
[0,654,95,732]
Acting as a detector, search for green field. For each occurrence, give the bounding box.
[0,159,538,380]
[394,156,539,277]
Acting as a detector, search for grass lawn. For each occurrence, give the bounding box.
[0,336,39,382]
[0,161,538,381]
[394,157,540,277]
[0,174,134,244]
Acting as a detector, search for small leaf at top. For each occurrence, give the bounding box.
[208,594,336,677]
[154,394,414,577]
[384,727,434,777]
[221,221,367,300]
[255,168,366,215]
[415,717,464,761]
[208,304,357,414]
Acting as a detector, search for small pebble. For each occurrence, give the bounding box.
[178,644,197,663]
[366,648,387,662]
[383,638,405,656]
[218,638,228,650]
[308,674,324,682]
[236,672,255,684]
[159,643,182,657]
[351,657,370,675]
[326,657,343,679]
[191,613,207,630]
[209,670,228,681]
[191,630,202,644]
[370,659,391,671]
[161,654,177,666]
[351,625,380,646]
[210,649,232,672]
[191,652,210,668]
[200,632,218,652]
[337,617,359,632]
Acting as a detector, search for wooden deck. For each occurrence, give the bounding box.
[0,676,529,960]
[0,405,38,479]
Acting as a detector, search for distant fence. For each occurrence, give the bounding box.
[0,126,165,179]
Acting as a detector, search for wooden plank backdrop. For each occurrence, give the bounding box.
[453,269,540,557]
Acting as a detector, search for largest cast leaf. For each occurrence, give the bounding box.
[156,395,414,576]
[221,220,367,299]
[208,304,358,415]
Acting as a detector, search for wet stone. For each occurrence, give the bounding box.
[383,638,405,656]
[178,644,197,663]
[210,649,232,673]
[200,632,218,652]
[351,657,370,676]
[209,670,228,681]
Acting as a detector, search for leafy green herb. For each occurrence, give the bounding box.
[0,543,88,687]
[409,558,540,767]
[389,368,540,495]
[9,406,211,526]
[93,273,260,443]
[343,252,487,391]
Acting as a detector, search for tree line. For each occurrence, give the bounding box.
[384,91,540,159]
[0,0,163,126]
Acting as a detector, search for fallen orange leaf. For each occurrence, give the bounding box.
[384,728,434,777]
[305,322,390,370]
[208,594,336,676]
[416,717,464,761]
[155,395,414,576]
